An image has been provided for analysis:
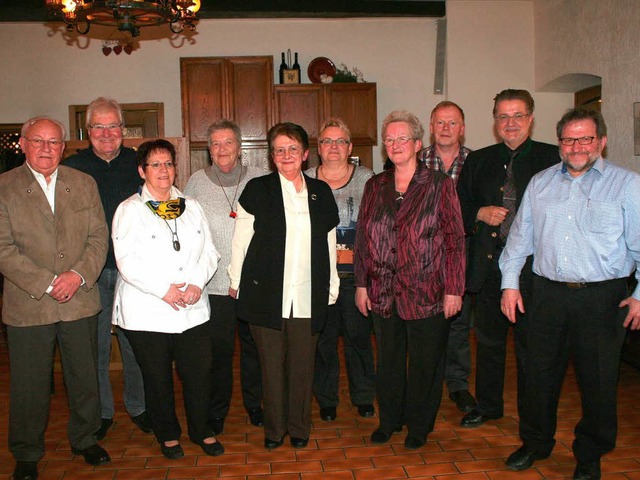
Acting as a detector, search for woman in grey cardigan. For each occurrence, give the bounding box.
[184,119,266,437]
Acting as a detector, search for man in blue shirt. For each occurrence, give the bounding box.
[500,108,640,480]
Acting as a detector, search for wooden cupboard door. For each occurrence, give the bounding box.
[181,58,227,147]
[228,57,273,142]
[326,83,377,144]
[274,85,324,139]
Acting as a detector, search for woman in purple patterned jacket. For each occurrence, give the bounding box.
[355,110,466,450]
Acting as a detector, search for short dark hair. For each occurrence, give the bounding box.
[136,139,176,168]
[556,108,607,139]
[430,101,465,122]
[493,89,535,116]
[267,122,309,153]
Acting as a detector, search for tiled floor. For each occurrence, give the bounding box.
[0,328,639,479]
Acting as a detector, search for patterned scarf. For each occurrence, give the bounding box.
[145,197,186,220]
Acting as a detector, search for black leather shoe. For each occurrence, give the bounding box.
[404,435,426,450]
[208,417,225,436]
[357,404,375,418]
[71,444,111,466]
[247,407,264,427]
[449,390,476,413]
[264,437,284,450]
[160,443,184,459]
[198,438,224,456]
[506,445,548,471]
[460,409,501,428]
[573,460,601,480]
[13,461,38,480]
[94,418,113,441]
[290,437,309,448]
[131,411,153,433]
[320,406,337,422]
[370,428,392,444]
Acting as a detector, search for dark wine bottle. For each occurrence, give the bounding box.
[292,52,301,83]
[279,52,287,84]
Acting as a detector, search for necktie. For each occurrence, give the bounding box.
[500,152,517,242]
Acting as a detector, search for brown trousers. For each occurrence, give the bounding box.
[251,316,319,440]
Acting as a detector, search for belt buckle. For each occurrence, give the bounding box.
[566,282,586,289]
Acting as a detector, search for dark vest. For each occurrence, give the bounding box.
[236,172,339,334]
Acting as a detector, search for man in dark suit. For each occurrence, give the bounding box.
[0,116,110,480]
[456,89,558,430]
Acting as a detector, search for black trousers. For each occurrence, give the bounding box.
[208,294,262,419]
[251,317,319,440]
[521,275,627,462]
[373,310,449,439]
[124,320,213,444]
[8,316,101,462]
[313,277,375,408]
[444,294,473,393]
[473,258,530,418]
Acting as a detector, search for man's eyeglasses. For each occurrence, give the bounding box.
[382,136,413,147]
[273,146,303,157]
[319,138,350,147]
[24,137,64,149]
[88,124,122,132]
[145,161,175,169]
[559,136,596,146]
[494,113,530,123]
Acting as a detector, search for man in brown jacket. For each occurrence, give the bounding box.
[0,116,110,480]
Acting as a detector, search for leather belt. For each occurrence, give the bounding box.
[540,276,621,289]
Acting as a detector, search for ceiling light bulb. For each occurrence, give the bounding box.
[62,0,77,13]
[188,0,201,13]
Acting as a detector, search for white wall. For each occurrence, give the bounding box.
[0,18,442,172]
[446,0,572,151]
[534,0,640,172]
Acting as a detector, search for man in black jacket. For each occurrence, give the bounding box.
[456,89,558,430]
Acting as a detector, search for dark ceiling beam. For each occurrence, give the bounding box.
[0,0,445,22]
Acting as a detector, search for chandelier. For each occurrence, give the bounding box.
[44,0,201,37]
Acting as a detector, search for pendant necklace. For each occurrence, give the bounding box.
[162,218,181,251]
[212,166,242,218]
[320,164,351,182]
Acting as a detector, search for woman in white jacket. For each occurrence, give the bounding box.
[112,139,222,458]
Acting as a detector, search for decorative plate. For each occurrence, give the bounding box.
[307,57,337,83]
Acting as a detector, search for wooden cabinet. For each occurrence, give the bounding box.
[274,83,377,168]
[180,56,273,173]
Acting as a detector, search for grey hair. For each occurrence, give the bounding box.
[86,97,124,128]
[381,110,425,142]
[207,119,242,147]
[21,116,66,140]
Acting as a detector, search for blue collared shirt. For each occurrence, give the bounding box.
[500,158,640,299]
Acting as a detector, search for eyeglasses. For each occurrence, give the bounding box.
[88,124,122,132]
[559,136,596,146]
[145,161,175,169]
[272,146,303,157]
[319,138,350,147]
[24,137,64,148]
[382,136,413,147]
[494,113,530,123]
